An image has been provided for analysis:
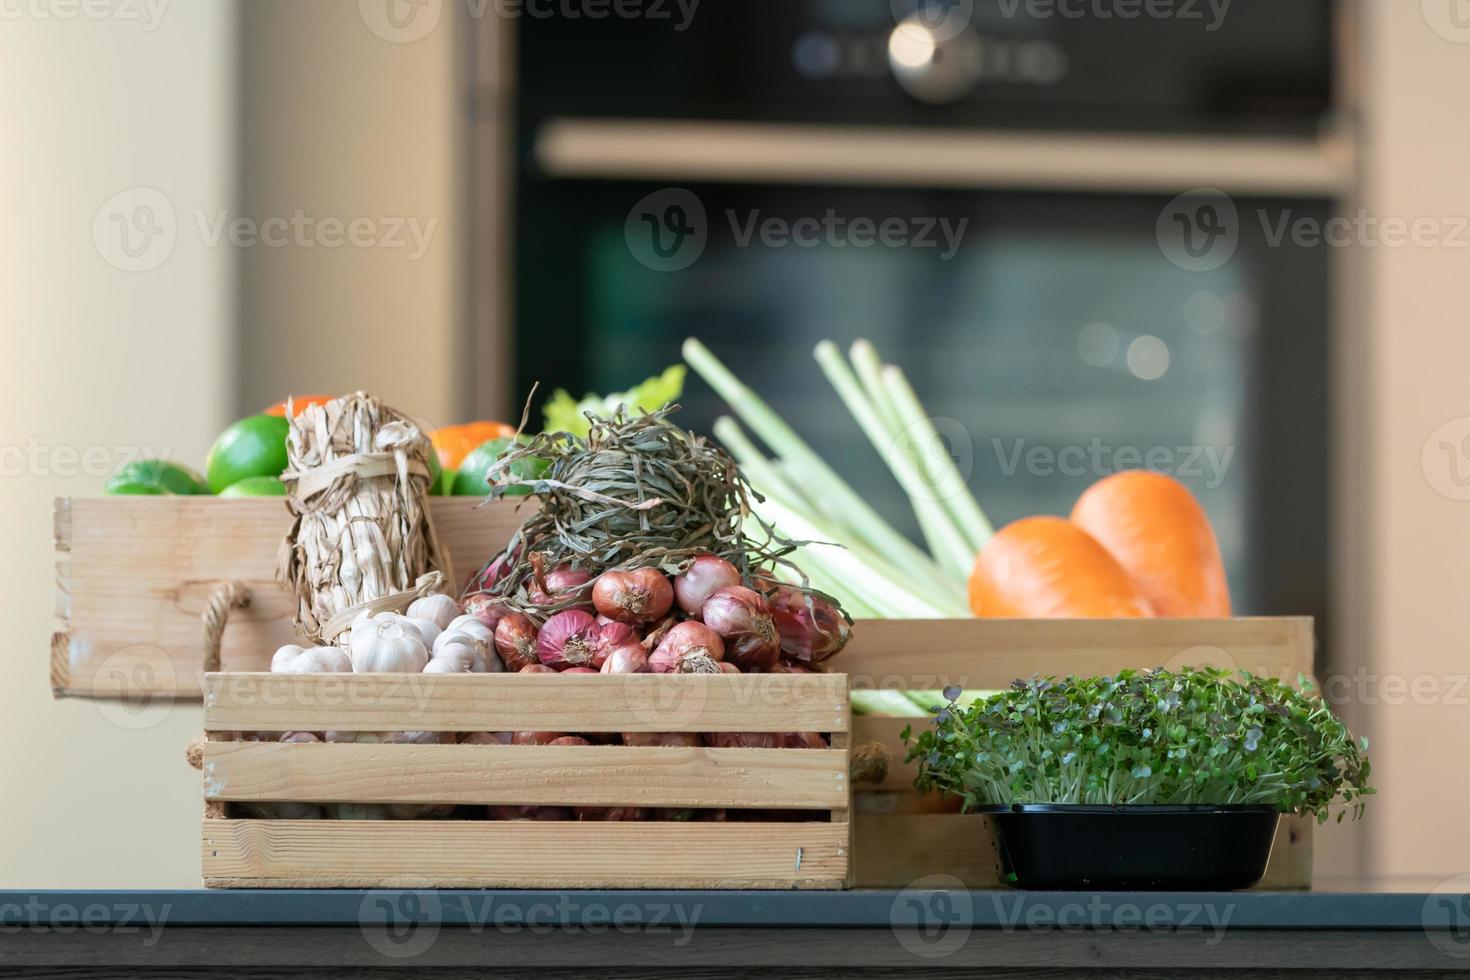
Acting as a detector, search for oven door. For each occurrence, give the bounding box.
[512,177,1331,632]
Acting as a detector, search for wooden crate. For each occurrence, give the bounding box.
[52,496,526,698]
[829,617,1317,890]
[200,672,852,889]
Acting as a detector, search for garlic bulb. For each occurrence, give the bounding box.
[273,646,351,674]
[444,614,494,647]
[270,644,306,671]
[349,615,429,673]
[432,631,486,670]
[407,593,461,631]
[406,616,443,649]
[424,656,469,674]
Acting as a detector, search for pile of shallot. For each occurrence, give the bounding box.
[468,552,849,679]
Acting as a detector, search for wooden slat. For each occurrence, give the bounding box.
[52,496,529,698]
[204,672,850,734]
[203,742,848,808]
[851,812,1313,890]
[203,819,848,889]
[834,617,1314,691]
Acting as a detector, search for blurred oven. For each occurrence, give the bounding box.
[467,0,1349,639]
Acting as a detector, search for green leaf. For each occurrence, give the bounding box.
[543,365,688,438]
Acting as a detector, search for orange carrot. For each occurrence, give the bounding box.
[968,515,1155,618]
[1069,470,1231,618]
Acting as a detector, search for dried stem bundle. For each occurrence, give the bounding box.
[465,407,822,620]
[276,392,449,643]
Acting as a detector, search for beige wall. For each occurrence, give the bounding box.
[0,2,234,887]
[238,0,462,431]
[0,0,462,887]
[1359,2,1470,877]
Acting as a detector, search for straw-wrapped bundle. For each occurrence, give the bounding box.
[276,392,449,645]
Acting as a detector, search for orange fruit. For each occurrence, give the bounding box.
[263,395,335,418]
[430,421,517,470]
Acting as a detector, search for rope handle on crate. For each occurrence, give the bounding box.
[202,580,252,674]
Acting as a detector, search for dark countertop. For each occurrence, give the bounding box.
[0,880,1463,929]
[6,880,1470,977]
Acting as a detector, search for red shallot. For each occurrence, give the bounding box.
[512,731,568,745]
[648,621,725,674]
[673,553,741,614]
[494,613,540,671]
[704,732,783,749]
[536,609,600,668]
[768,587,852,663]
[519,663,556,674]
[701,586,780,672]
[546,735,591,746]
[529,562,594,611]
[622,732,701,747]
[592,567,675,624]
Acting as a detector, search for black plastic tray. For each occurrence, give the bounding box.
[978,804,1281,890]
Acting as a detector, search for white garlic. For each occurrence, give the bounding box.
[407,593,461,631]
[348,615,429,673]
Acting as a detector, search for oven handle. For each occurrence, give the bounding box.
[535,118,1352,197]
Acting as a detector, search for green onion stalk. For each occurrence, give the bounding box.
[684,337,993,621]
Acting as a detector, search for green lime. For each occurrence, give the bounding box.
[452,436,548,497]
[205,414,290,494]
[106,459,207,495]
[106,481,166,496]
[219,475,288,498]
[426,446,444,495]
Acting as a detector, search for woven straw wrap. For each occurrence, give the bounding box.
[275,392,450,645]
